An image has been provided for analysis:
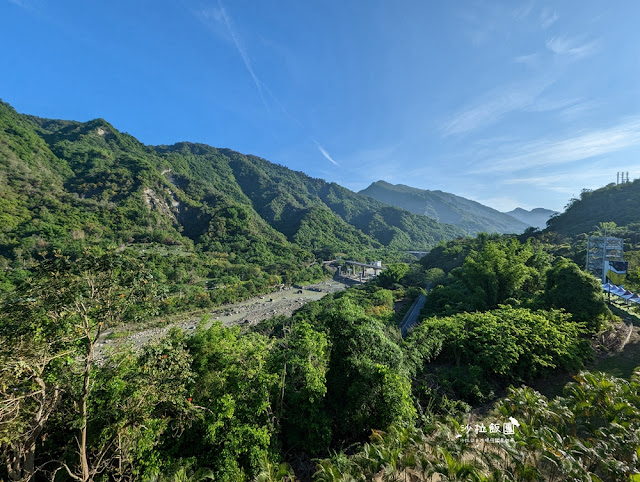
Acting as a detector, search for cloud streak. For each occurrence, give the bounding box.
[514,53,540,67]
[472,118,640,173]
[314,141,339,166]
[546,36,600,59]
[440,77,555,136]
[540,8,559,29]
[7,0,36,11]
[200,1,269,110]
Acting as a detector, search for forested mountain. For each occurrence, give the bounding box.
[0,100,464,296]
[546,179,640,236]
[359,180,529,235]
[4,100,638,482]
[505,207,557,229]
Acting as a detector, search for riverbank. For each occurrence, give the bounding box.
[96,279,348,361]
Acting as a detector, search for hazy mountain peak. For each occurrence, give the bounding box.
[505,207,558,230]
[359,181,529,235]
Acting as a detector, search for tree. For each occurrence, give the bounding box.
[0,338,64,481]
[460,239,535,310]
[410,307,589,403]
[79,332,195,480]
[276,320,331,454]
[544,258,610,331]
[0,251,158,481]
[321,298,416,441]
[179,322,280,481]
[376,263,409,289]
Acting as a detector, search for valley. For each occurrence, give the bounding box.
[2,101,640,481]
[96,279,348,360]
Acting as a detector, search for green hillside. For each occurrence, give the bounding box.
[359,180,529,235]
[546,180,640,236]
[0,101,464,299]
[2,99,637,480]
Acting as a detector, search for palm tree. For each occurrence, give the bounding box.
[254,453,296,482]
[313,458,361,482]
[427,447,486,481]
[152,459,214,482]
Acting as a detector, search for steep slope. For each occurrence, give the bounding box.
[546,180,640,236]
[0,101,466,295]
[214,151,465,251]
[505,208,558,230]
[0,103,317,297]
[359,180,529,235]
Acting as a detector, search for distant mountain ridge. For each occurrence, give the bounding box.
[0,100,466,286]
[505,207,558,230]
[359,180,531,235]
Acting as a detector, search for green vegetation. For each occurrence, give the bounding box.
[0,100,465,305]
[314,369,640,481]
[408,307,589,404]
[359,180,530,235]
[547,181,640,236]
[1,101,639,480]
[3,233,634,480]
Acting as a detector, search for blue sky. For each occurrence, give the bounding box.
[2,0,639,212]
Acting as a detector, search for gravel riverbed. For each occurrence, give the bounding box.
[96,280,349,360]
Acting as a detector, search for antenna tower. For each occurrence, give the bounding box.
[616,172,630,184]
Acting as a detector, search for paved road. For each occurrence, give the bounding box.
[399,283,430,337]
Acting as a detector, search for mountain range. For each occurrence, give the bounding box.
[2,97,637,304]
[505,207,558,230]
[358,181,556,235]
[0,100,466,291]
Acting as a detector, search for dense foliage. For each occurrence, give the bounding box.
[408,307,589,404]
[547,180,640,236]
[314,369,640,481]
[0,100,465,302]
[2,101,637,481]
[1,235,624,480]
[421,236,610,324]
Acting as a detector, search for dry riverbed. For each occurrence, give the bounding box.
[96,280,348,361]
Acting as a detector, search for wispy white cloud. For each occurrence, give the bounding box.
[514,53,540,67]
[440,77,555,136]
[524,96,601,121]
[500,165,640,202]
[314,140,339,166]
[546,36,600,59]
[7,0,36,11]
[503,169,606,189]
[472,117,640,173]
[540,8,559,29]
[525,96,582,113]
[197,1,268,110]
[217,1,268,109]
[557,100,601,121]
[512,2,534,20]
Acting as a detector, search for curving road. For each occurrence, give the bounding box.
[399,283,430,338]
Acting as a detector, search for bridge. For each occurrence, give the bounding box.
[341,260,385,282]
[406,251,429,258]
